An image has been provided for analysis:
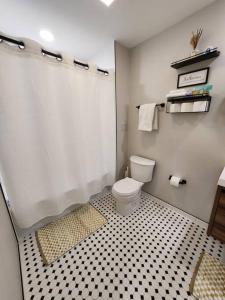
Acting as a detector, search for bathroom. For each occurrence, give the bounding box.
[1,0,225,299]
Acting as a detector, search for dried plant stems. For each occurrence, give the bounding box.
[190,28,203,50]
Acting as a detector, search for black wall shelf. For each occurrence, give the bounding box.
[166,94,211,113]
[171,49,220,69]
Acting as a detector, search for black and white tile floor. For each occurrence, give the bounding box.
[20,191,225,300]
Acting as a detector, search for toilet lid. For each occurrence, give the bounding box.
[113,177,143,197]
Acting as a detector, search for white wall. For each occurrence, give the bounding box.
[115,42,130,179]
[90,41,115,70]
[0,190,23,299]
[128,0,225,222]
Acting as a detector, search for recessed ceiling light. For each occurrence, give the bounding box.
[99,0,115,7]
[40,29,54,42]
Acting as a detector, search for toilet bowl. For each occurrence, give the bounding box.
[112,177,144,215]
[112,156,155,216]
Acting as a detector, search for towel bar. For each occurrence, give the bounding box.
[136,103,165,109]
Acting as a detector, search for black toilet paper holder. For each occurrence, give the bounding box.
[169,175,187,185]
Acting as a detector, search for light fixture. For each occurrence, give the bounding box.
[99,0,115,7]
[40,29,54,42]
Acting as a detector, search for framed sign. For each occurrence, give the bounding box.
[177,67,209,88]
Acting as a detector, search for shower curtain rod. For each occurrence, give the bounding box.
[74,60,89,69]
[41,49,63,61]
[0,33,110,74]
[97,68,109,75]
[0,34,25,49]
[73,60,109,74]
[74,60,109,74]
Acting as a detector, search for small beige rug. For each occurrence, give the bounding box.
[36,204,107,265]
[190,251,225,300]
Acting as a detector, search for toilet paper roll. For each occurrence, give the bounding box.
[181,102,193,112]
[169,103,181,113]
[193,101,208,112]
[170,176,181,187]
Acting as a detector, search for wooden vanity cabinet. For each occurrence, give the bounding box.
[207,186,225,242]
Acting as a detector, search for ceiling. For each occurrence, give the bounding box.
[0,0,216,63]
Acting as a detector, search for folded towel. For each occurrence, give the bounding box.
[181,103,193,112]
[138,103,158,132]
[169,103,181,113]
[169,89,187,94]
[193,101,208,112]
[166,89,192,99]
[166,91,189,98]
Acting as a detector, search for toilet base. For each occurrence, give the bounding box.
[114,190,141,216]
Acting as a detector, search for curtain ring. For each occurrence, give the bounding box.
[18,43,25,50]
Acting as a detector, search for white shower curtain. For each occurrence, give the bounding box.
[0,37,116,228]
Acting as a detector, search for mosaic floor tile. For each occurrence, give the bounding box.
[19,191,224,300]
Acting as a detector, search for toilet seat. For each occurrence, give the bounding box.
[112,177,143,197]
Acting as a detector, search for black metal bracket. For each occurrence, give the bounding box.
[0,34,25,49]
[136,103,165,109]
[97,68,109,76]
[74,60,89,70]
[169,175,187,185]
[41,49,63,61]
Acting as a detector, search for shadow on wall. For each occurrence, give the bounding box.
[117,104,129,180]
[213,96,225,125]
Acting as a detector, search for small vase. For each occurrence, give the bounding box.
[191,49,200,56]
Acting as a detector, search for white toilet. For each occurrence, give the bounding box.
[112,156,155,216]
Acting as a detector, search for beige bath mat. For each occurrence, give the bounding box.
[190,251,225,300]
[36,204,107,265]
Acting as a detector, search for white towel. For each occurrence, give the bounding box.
[138,103,158,132]
[169,103,181,113]
[193,101,208,112]
[166,89,188,98]
[166,91,188,98]
[170,89,187,94]
[181,103,193,112]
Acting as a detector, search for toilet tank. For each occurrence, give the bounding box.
[130,156,155,183]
